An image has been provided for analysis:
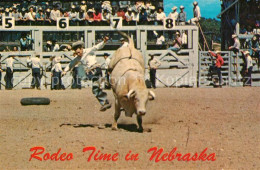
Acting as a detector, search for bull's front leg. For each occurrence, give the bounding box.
[112,99,121,130]
[137,115,143,132]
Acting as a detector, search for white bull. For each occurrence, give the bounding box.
[108,32,155,132]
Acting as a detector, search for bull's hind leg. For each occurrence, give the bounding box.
[112,99,121,130]
[137,115,143,132]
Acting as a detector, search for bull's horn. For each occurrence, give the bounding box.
[126,89,135,99]
[149,91,155,100]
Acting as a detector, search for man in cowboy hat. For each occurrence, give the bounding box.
[148,54,161,88]
[229,34,241,79]
[177,5,186,26]
[168,6,178,23]
[188,1,201,25]
[63,36,111,111]
[241,51,253,86]
[250,36,260,70]
[27,53,43,90]
[168,31,182,51]
[208,50,224,87]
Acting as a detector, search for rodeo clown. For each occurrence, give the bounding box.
[62,36,111,111]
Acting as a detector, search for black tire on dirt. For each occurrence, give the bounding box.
[20,97,50,105]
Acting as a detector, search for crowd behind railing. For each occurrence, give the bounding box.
[0,0,202,26]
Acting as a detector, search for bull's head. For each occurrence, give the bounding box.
[126,89,155,116]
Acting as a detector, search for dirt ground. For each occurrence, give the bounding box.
[0,87,259,169]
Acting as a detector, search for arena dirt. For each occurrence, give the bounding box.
[0,87,259,169]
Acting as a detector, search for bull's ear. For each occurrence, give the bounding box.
[126,89,136,99]
[148,91,155,100]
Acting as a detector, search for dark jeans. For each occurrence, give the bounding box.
[6,67,13,89]
[216,67,222,86]
[31,68,41,88]
[209,66,222,86]
[87,67,108,106]
[71,67,81,89]
[150,69,156,88]
[105,69,111,89]
[52,71,64,90]
[245,66,253,86]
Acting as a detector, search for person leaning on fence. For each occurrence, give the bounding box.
[241,51,253,86]
[208,50,224,88]
[5,56,15,90]
[229,34,241,71]
[148,54,161,89]
[188,1,201,25]
[62,36,112,112]
[168,31,182,51]
[177,6,186,26]
[250,36,260,70]
[27,54,43,90]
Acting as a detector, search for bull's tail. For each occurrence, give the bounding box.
[117,31,135,50]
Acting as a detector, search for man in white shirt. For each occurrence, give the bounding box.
[5,56,15,89]
[63,36,111,111]
[188,1,201,25]
[148,54,161,88]
[51,56,64,90]
[242,51,253,86]
[27,7,36,21]
[156,7,166,25]
[50,4,60,22]
[182,30,188,48]
[103,53,111,89]
[154,31,165,49]
[168,6,178,23]
[27,54,42,89]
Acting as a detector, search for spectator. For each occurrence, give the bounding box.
[147,6,156,25]
[36,7,45,25]
[53,40,60,52]
[182,30,188,49]
[138,7,147,25]
[0,54,2,90]
[111,8,118,17]
[103,53,111,89]
[77,8,85,25]
[242,51,253,86]
[132,9,139,24]
[45,8,52,24]
[45,41,52,52]
[13,46,18,51]
[168,32,182,51]
[93,9,102,24]
[168,6,178,24]
[250,36,260,69]
[154,31,165,49]
[85,9,94,25]
[69,5,78,24]
[0,7,3,22]
[116,8,125,20]
[3,8,12,17]
[20,8,29,24]
[229,34,240,57]
[81,1,87,12]
[188,1,201,25]
[20,33,33,51]
[148,54,161,89]
[208,50,224,88]
[12,6,22,23]
[27,6,36,22]
[5,56,15,90]
[125,8,134,25]
[156,7,166,25]
[101,9,111,25]
[50,4,60,22]
[27,54,42,90]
